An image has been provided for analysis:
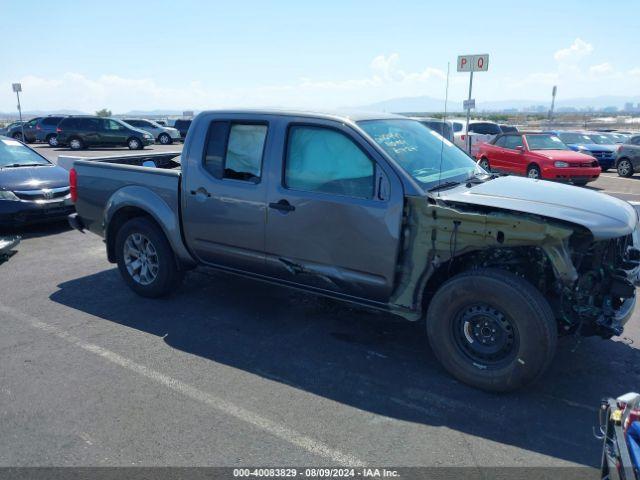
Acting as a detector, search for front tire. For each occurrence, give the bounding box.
[12,132,22,141]
[526,165,541,180]
[617,159,634,178]
[128,137,143,150]
[158,133,172,145]
[115,217,183,298]
[47,134,58,147]
[426,269,557,392]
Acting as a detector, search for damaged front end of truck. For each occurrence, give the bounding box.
[391,196,640,340]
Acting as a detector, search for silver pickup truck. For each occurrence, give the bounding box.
[68,109,640,392]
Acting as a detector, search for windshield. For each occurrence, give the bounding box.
[588,133,614,145]
[525,135,569,151]
[558,132,593,144]
[358,119,482,189]
[0,138,51,167]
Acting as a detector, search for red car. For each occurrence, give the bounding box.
[476,132,601,185]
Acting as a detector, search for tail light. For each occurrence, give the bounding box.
[56,127,62,133]
[460,135,466,141]
[36,124,41,130]
[69,168,78,203]
[618,145,623,152]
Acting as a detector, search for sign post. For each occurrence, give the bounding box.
[457,54,489,154]
[12,83,24,142]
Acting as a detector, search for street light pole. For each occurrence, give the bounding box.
[12,83,24,142]
[465,71,474,154]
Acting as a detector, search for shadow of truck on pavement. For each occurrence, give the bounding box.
[50,266,640,467]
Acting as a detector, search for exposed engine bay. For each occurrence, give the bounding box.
[390,196,640,339]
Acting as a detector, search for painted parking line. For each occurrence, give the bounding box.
[0,303,365,467]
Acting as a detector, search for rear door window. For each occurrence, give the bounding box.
[494,136,507,147]
[284,125,374,199]
[41,117,62,126]
[202,121,267,182]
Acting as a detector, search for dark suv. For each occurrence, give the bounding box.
[36,116,66,146]
[173,119,192,140]
[616,134,640,177]
[56,116,155,150]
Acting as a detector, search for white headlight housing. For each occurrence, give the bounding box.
[0,190,19,201]
[554,161,569,168]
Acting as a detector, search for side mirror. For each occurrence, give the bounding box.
[515,146,525,153]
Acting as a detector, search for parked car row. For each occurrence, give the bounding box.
[0,115,192,150]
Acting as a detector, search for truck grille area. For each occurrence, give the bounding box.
[563,233,638,337]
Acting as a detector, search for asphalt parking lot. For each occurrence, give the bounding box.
[1,143,639,469]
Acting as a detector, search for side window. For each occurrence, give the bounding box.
[503,135,523,150]
[285,126,374,199]
[632,136,640,146]
[103,119,124,131]
[202,121,267,182]
[80,119,99,131]
[494,136,506,147]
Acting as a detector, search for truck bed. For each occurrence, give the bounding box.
[71,152,182,239]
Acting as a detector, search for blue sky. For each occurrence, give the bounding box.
[1,0,638,112]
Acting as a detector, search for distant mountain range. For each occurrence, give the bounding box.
[355,95,640,113]
[2,95,640,118]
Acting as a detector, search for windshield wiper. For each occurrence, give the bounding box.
[427,181,462,193]
[1,163,48,168]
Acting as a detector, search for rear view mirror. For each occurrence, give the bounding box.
[515,146,525,152]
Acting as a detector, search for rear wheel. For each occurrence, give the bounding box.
[572,180,588,187]
[115,217,183,297]
[128,137,142,150]
[12,132,22,141]
[526,165,541,180]
[158,133,171,145]
[617,159,634,178]
[426,268,557,392]
[47,134,58,147]
[479,157,491,172]
[69,137,84,150]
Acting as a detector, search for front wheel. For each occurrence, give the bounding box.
[115,217,184,297]
[617,159,634,178]
[47,135,59,147]
[158,133,172,145]
[12,132,22,141]
[527,165,541,180]
[572,180,588,187]
[426,269,557,392]
[128,137,143,150]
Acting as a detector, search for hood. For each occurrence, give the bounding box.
[532,150,595,161]
[0,165,69,191]
[439,176,638,240]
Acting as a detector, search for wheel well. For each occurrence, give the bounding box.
[106,207,155,262]
[616,156,630,165]
[421,246,555,311]
[45,133,56,139]
[526,162,540,171]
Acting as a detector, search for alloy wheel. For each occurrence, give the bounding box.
[123,233,159,286]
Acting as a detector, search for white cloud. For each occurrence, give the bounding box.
[554,38,593,62]
[589,62,614,76]
[629,67,640,77]
[1,54,450,112]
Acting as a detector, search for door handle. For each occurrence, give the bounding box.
[190,187,211,198]
[269,199,295,212]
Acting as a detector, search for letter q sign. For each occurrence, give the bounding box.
[457,54,490,72]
